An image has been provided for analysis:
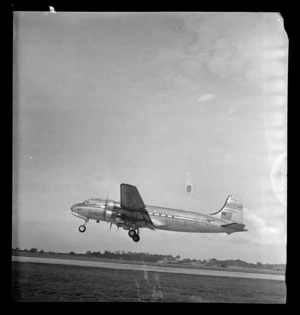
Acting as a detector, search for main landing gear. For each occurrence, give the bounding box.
[128,229,140,242]
[79,219,89,233]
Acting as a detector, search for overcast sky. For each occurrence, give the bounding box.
[13,12,287,264]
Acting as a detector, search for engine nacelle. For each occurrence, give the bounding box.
[115,217,125,224]
[104,200,115,222]
[104,209,113,222]
[106,200,115,210]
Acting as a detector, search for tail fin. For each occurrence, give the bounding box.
[210,195,243,224]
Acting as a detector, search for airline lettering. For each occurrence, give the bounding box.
[148,209,207,224]
[225,203,242,209]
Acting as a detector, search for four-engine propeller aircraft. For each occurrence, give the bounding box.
[70,183,247,242]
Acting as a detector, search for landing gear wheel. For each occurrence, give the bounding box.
[132,234,140,242]
[128,229,136,238]
[79,225,86,233]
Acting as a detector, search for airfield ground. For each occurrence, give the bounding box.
[11,261,286,303]
[12,251,285,275]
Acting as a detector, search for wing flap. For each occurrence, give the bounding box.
[141,210,156,230]
[149,216,169,227]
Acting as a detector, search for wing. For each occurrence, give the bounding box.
[120,183,146,210]
[141,210,155,229]
[120,183,155,230]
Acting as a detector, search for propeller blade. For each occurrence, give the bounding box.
[109,222,112,230]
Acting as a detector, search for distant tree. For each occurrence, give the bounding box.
[85,251,92,255]
[69,251,75,255]
[256,262,262,266]
[30,248,38,253]
[39,250,44,253]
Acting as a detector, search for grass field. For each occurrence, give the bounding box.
[11,262,286,303]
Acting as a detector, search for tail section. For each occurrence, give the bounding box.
[210,195,244,224]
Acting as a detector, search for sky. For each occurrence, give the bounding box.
[13,12,287,264]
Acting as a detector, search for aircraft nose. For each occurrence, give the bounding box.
[71,204,78,212]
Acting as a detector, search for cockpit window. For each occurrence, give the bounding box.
[84,199,96,206]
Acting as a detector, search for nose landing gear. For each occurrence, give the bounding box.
[78,219,89,233]
[128,229,140,242]
[79,225,86,233]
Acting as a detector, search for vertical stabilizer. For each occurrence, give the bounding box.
[210,195,243,224]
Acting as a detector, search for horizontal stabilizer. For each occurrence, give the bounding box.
[221,222,246,231]
[221,222,245,230]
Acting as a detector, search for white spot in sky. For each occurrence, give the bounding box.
[228,107,235,115]
[197,94,216,102]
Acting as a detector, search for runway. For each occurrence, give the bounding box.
[12,256,285,281]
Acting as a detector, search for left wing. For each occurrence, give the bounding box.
[120,184,155,229]
[120,183,146,210]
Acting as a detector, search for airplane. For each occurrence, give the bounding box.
[70,183,248,242]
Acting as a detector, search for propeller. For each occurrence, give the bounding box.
[104,193,109,207]
[106,193,112,231]
[105,192,116,231]
[108,222,119,231]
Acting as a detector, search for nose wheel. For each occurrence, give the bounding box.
[78,219,89,233]
[128,229,140,242]
[79,225,86,233]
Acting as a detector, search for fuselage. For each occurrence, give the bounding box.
[71,198,234,234]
